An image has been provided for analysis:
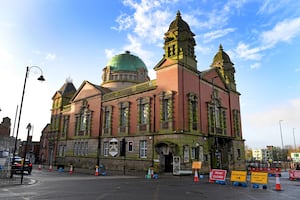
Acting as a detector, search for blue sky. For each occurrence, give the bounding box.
[0,0,300,150]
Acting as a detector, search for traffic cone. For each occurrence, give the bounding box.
[193,170,199,182]
[48,165,52,172]
[275,173,282,191]
[38,164,42,170]
[95,165,99,176]
[69,165,73,175]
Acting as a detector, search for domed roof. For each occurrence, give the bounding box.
[106,51,147,72]
[168,11,192,33]
[212,44,233,65]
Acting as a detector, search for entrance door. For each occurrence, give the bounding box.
[165,153,173,172]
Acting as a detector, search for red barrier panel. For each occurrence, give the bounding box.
[289,170,300,180]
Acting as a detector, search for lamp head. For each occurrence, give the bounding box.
[37,75,45,81]
[26,123,32,131]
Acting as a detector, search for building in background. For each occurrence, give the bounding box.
[0,117,17,156]
[45,12,245,174]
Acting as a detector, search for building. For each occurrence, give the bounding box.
[0,117,17,155]
[47,11,245,174]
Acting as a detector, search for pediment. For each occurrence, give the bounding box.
[72,81,102,102]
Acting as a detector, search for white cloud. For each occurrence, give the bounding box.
[258,0,291,14]
[123,34,154,65]
[203,28,235,43]
[104,49,116,59]
[235,17,300,65]
[112,13,134,31]
[235,42,263,61]
[250,62,261,69]
[261,17,300,48]
[45,53,56,61]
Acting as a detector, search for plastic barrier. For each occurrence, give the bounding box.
[289,170,300,181]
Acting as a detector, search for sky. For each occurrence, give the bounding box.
[0,0,300,150]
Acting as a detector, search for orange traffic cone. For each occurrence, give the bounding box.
[69,165,73,175]
[48,165,53,172]
[95,165,99,176]
[193,170,199,182]
[275,173,282,191]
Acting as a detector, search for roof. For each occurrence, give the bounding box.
[106,51,147,72]
[211,44,233,66]
[58,80,76,96]
[168,11,194,35]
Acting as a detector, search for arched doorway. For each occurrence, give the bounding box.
[156,142,178,173]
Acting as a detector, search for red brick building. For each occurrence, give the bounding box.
[47,12,245,174]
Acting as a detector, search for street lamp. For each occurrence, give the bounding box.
[279,120,284,150]
[21,123,31,184]
[10,66,45,178]
[293,128,296,152]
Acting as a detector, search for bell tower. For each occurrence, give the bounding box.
[163,11,197,71]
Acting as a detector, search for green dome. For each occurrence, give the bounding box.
[107,51,147,72]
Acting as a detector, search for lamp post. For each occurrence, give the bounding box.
[21,123,31,184]
[10,66,45,178]
[279,120,284,150]
[293,128,296,152]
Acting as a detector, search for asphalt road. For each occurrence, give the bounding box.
[0,168,299,200]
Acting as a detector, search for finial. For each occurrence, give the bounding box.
[66,76,73,83]
[219,44,223,51]
[176,10,181,18]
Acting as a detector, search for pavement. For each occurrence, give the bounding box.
[0,174,34,187]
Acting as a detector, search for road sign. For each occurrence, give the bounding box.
[210,169,227,181]
[230,171,247,182]
[250,172,268,184]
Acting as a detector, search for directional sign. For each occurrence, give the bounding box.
[230,171,247,182]
[250,172,268,184]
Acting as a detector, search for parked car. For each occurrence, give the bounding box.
[11,157,32,174]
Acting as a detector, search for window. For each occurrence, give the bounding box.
[237,149,241,159]
[59,145,64,157]
[137,97,150,132]
[188,93,198,131]
[103,142,109,157]
[119,102,130,134]
[208,97,226,135]
[75,105,92,136]
[139,140,147,158]
[62,116,69,137]
[128,141,133,152]
[120,107,127,127]
[159,91,173,130]
[73,141,88,156]
[103,106,112,135]
[183,145,190,163]
[233,110,241,137]
[162,99,169,121]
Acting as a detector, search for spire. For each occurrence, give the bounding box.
[219,44,223,51]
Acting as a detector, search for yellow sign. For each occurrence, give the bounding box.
[192,161,202,169]
[251,172,268,184]
[230,171,247,182]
